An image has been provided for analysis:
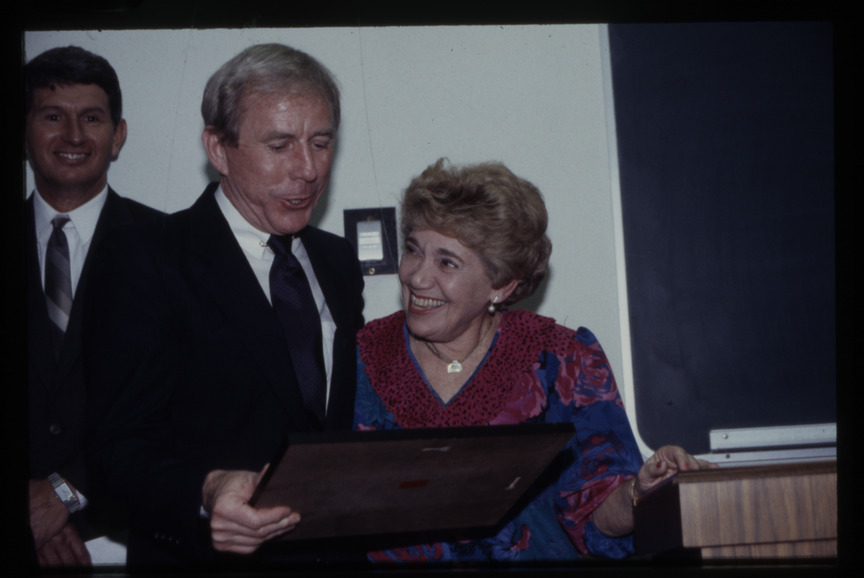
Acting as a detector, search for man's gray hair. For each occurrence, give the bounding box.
[202,43,341,146]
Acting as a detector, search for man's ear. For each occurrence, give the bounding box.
[202,127,228,176]
[111,119,128,158]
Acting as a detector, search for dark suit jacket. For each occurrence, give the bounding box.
[84,183,365,565]
[27,188,164,540]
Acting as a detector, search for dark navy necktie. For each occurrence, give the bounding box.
[268,234,326,429]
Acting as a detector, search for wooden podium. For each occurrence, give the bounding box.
[634,461,836,559]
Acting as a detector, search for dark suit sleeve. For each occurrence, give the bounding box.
[83,223,207,559]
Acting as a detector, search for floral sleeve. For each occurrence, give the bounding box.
[489,326,643,557]
[549,327,643,557]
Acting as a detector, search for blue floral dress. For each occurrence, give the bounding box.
[354,309,643,562]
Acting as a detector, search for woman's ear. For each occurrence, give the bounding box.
[494,278,521,305]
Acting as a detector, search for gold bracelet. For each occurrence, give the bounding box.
[629,478,639,507]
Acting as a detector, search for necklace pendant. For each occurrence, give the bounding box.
[447,360,463,373]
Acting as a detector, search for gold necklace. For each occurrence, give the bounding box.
[421,315,496,373]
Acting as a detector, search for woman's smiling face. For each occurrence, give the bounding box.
[398,228,502,348]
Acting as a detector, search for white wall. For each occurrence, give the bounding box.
[24,26,629,415]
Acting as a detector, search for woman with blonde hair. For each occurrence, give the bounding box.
[354,158,711,562]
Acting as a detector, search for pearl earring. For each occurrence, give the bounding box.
[488,295,499,314]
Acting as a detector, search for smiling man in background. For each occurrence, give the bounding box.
[25,45,163,567]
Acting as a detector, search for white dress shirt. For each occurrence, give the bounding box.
[32,186,108,297]
[214,186,336,405]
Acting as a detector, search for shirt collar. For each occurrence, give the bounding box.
[32,185,109,245]
[214,184,275,260]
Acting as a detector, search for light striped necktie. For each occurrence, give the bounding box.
[45,215,73,357]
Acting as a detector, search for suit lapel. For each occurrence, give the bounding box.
[54,190,120,379]
[304,231,351,333]
[303,230,358,428]
[185,187,312,430]
[26,197,57,391]
[53,190,136,383]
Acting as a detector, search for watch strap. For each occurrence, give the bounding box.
[48,472,82,514]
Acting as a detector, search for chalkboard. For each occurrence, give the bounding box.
[608,22,835,455]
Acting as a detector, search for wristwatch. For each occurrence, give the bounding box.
[48,473,82,514]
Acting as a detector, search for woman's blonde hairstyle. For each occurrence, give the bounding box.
[401,158,552,305]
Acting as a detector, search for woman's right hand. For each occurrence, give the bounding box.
[633,445,717,501]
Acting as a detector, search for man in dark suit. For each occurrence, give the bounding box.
[25,46,163,567]
[84,43,365,566]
